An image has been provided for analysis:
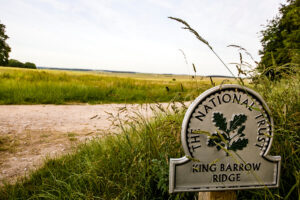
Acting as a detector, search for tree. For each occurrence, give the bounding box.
[258,0,300,78]
[24,62,36,69]
[8,59,24,67]
[0,21,11,66]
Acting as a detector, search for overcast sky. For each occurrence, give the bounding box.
[0,0,285,76]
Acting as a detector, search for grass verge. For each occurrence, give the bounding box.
[0,104,196,199]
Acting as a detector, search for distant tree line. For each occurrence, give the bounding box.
[0,21,36,69]
[7,59,36,69]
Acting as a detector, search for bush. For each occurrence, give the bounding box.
[24,62,36,69]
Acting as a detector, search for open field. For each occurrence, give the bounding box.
[0,67,237,104]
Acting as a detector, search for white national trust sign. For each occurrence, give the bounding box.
[169,84,281,193]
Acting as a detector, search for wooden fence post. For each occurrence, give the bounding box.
[198,191,236,200]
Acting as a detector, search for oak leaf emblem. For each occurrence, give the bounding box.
[207,112,248,156]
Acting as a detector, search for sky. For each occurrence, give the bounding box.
[0,0,286,76]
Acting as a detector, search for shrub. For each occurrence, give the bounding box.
[24,62,36,69]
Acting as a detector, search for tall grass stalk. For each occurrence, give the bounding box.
[178,49,190,76]
[168,17,236,78]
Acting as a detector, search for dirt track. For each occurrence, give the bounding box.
[0,103,181,184]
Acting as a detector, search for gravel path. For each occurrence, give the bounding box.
[0,103,184,184]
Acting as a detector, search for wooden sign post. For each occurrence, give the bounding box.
[169,85,281,199]
[198,191,236,200]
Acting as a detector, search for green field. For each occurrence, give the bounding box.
[0,67,236,104]
[0,68,299,199]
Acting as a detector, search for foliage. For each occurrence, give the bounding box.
[8,59,24,67]
[207,112,248,156]
[0,21,11,66]
[258,0,300,78]
[7,59,37,69]
[24,62,36,69]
